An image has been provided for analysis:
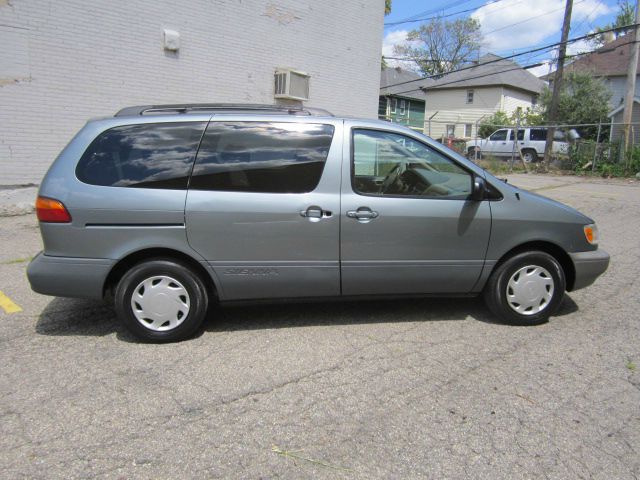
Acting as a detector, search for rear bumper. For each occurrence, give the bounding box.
[569,249,610,291]
[27,252,115,299]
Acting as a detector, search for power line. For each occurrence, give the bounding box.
[389,0,476,25]
[380,23,640,91]
[384,0,507,26]
[483,0,585,36]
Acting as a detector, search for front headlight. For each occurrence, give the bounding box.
[583,224,599,245]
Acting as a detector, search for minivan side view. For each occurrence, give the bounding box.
[27,104,610,342]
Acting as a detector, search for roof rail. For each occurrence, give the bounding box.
[114,103,334,117]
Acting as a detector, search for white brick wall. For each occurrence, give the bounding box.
[0,0,384,185]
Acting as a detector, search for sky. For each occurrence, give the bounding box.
[382,0,622,77]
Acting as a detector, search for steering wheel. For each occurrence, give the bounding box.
[381,163,406,193]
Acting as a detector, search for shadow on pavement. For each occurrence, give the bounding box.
[34,293,579,340]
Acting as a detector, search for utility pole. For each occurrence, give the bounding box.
[622,0,640,158]
[543,0,573,166]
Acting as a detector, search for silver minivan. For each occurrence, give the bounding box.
[27,104,609,342]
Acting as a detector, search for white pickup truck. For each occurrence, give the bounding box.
[466,127,570,163]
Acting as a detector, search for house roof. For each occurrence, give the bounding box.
[607,96,640,117]
[380,67,430,101]
[426,53,545,94]
[544,35,638,80]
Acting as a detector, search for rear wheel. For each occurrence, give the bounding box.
[114,259,209,342]
[483,251,565,326]
[522,149,538,163]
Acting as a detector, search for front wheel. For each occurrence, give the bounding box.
[467,147,481,160]
[483,251,566,326]
[114,259,209,342]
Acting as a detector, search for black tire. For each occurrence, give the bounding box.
[468,147,481,160]
[114,258,209,342]
[522,149,538,163]
[483,251,566,326]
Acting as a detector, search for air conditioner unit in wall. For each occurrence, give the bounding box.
[274,68,310,101]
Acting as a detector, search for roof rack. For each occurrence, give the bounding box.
[114,103,333,117]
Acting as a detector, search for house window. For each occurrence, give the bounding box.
[466,90,474,104]
[446,125,456,137]
[464,123,473,137]
[399,99,406,115]
[390,98,397,113]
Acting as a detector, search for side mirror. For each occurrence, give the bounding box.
[471,176,486,201]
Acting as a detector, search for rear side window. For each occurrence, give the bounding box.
[530,128,547,141]
[76,122,206,189]
[190,122,335,193]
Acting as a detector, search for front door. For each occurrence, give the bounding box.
[341,125,491,296]
[185,119,342,300]
[485,129,511,156]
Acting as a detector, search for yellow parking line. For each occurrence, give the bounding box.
[0,291,22,314]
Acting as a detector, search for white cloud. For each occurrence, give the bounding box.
[473,0,612,52]
[528,61,553,77]
[566,38,594,56]
[381,29,420,70]
[382,29,409,57]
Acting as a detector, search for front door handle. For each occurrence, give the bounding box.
[346,207,379,222]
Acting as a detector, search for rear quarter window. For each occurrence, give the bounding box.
[76,122,206,189]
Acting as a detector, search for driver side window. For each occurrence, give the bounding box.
[352,129,472,198]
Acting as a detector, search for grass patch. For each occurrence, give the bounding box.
[272,445,351,472]
[626,359,636,371]
[476,157,528,175]
[0,256,32,265]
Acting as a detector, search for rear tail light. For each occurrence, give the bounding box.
[36,196,72,223]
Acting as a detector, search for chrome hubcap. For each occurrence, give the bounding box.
[506,265,554,315]
[130,276,190,331]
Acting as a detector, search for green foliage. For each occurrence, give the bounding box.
[477,108,544,139]
[540,72,611,139]
[478,111,511,138]
[565,141,640,177]
[517,107,545,127]
[385,0,392,15]
[394,17,483,76]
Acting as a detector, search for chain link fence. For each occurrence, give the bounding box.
[424,119,640,176]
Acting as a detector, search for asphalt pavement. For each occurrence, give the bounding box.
[0,174,638,479]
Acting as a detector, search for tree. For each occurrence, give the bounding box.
[478,111,511,138]
[591,0,635,46]
[393,17,483,76]
[539,72,611,139]
[477,108,544,138]
[382,1,392,69]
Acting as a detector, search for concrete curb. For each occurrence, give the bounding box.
[0,187,38,218]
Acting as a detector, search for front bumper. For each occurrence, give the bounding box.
[569,249,610,291]
[27,252,115,299]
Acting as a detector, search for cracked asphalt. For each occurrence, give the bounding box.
[0,174,638,479]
